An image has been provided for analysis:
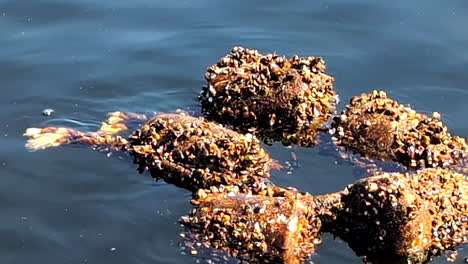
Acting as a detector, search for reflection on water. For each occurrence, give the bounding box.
[1,0,467,263]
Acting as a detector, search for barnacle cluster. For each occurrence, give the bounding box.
[181,168,467,264]
[23,46,468,264]
[182,185,323,264]
[331,90,467,169]
[128,113,273,192]
[199,46,337,147]
[331,168,467,263]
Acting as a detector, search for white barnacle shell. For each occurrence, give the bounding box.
[287,216,298,233]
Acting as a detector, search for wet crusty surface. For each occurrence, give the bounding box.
[22,51,468,263]
[182,185,323,264]
[181,168,467,264]
[199,46,337,147]
[127,113,273,192]
[330,168,467,263]
[331,90,467,170]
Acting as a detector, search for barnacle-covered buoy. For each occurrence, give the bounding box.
[128,113,274,191]
[330,168,467,263]
[331,90,467,169]
[24,112,274,192]
[182,185,323,264]
[182,168,467,264]
[200,46,337,147]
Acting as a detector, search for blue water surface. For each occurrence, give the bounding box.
[0,0,467,263]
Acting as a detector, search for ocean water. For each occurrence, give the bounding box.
[0,0,467,263]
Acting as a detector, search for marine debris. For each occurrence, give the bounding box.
[182,168,467,264]
[182,185,323,264]
[329,168,467,263]
[24,111,148,150]
[199,46,337,147]
[331,90,467,169]
[42,108,54,116]
[25,110,467,264]
[24,48,468,263]
[128,113,273,192]
[24,112,274,192]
